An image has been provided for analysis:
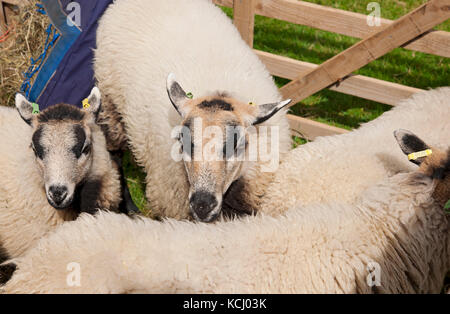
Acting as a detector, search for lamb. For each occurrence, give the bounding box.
[94,0,292,222]
[260,87,450,216]
[2,131,449,293]
[0,87,121,262]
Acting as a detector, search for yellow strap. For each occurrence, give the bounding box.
[82,98,90,109]
[408,149,432,160]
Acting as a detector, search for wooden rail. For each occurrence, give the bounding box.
[256,50,423,106]
[280,0,450,106]
[287,114,349,140]
[213,0,449,140]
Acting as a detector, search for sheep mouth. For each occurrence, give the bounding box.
[46,195,74,210]
[191,210,220,223]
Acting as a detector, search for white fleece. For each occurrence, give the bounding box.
[94,0,291,219]
[261,87,450,215]
[2,169,448,294]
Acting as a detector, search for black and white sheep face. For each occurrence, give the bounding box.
[31,121,93,209]
[166,73,291,222]
[15,88,101,210]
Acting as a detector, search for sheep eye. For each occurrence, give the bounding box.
[31,143,43,159]
[178,133,194,156]
[81,144,91,156]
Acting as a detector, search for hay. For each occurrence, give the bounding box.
[0,0,49,107]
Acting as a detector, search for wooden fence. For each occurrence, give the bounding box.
[213,0,450,140]
[0,0,28,33]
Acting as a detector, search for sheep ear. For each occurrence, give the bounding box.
[252,99,291,125]
[15,94,36,127]
[84,87,101,117]
[166,73,191,118]
[394,129,430,165]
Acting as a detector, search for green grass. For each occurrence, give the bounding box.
[125,1,449,210]
[122,150,148,213]
[223,1,449,129]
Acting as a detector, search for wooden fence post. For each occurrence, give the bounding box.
[1,0,29,33]
[233,0,256,47]
[0,1,6,33]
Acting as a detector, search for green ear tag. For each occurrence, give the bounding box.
[186,92,193,99]
[445,200,450,215]
[32,103,40,115]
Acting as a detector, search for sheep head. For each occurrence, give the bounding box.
[394,129,450,209]
[166,73,290,222]
[15,87,102,211]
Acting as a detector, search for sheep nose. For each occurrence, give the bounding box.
[189,191,219,222]
[48,185,68,207]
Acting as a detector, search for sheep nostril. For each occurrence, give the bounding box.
[189,191,218,221]
[48,185,68,206]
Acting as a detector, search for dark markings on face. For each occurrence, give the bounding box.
[198,99,233,111]
[72,124,87,158]
[38,103,85,123]
[31,126,45,159]
[79,178,103,215]
[431,150,450,180]
[0,243,10,265]
[0,263,16,285]
[222,178,255,217]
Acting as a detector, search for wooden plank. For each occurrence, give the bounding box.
[233,0,256,47]
[3,2,13,24]
[287,114,348,140]
[0,1,6,34]
[403,30,449,56]
[1,0,25,6]
[255,50,422,106]
[279,0,450,106]
[213,0,450,58]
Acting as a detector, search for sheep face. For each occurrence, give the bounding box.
[395,129,450,208]
[167,74,290,222]
[15,88,102,210]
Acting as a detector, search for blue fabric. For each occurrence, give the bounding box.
[29,0,113,109]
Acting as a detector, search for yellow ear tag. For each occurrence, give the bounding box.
[31,103,40,115]
[408,149,432,161]
[82,98,91,109]
[249,101,255,106]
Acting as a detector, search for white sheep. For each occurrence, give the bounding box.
[95,0,450,222]
[94,0,292,221]
[2,132,449,293]
[0,88,121,261]
[260,87,450,216]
